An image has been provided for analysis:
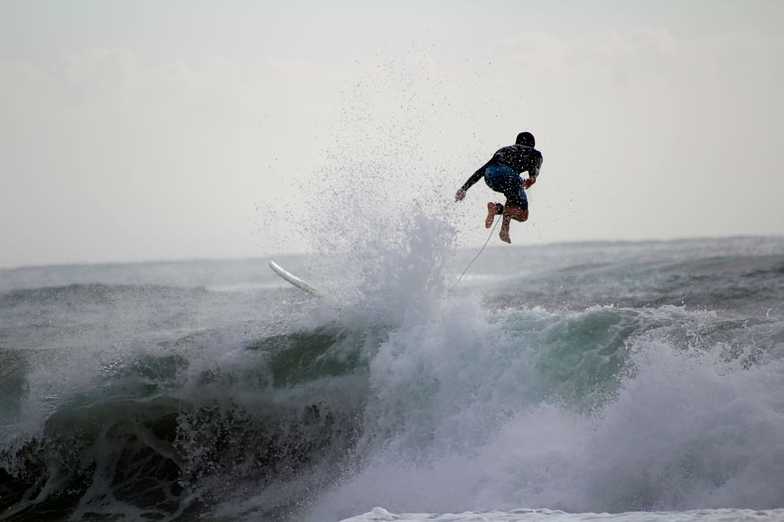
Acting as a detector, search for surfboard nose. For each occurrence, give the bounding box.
[268,260,321,297]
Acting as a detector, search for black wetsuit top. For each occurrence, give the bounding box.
[460,144,543,192]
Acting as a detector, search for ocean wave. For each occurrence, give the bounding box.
[485,253,784,313]
[0,323,370,521]
[3,300,784,521]
[303,304,784,520]
[0,283,210,307]
[3,235,784,521]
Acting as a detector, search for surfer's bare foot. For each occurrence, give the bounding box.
[485,202,498,229]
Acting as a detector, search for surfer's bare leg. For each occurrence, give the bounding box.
[499,214,512,243]
[505,206,528,222]
[499,206,527,244]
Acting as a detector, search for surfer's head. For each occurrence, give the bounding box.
[516,131,535,147]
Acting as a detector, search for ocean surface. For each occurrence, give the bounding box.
[2,235,784,521]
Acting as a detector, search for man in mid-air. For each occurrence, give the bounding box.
[455,131,543,243]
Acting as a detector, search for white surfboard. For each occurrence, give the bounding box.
[268,260,321,297]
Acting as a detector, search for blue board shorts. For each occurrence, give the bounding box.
[483,163,528,211]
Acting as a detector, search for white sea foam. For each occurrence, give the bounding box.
[341,507,784,522]
[303,298,784,520]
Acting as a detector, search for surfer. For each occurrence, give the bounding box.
[454,131,543,243]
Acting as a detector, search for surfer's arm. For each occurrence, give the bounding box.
[523,155,542,189]
[461,161,491,191]
[455,160,492,201]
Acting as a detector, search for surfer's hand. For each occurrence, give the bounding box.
[524,177,536,189]
[455,189,466,202]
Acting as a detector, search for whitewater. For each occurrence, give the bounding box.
[2,227,784,522]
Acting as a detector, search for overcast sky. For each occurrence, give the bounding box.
[2,0,782,268]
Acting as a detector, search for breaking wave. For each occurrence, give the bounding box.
[3,234,784,522]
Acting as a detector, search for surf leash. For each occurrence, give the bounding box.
[450,216,501,291]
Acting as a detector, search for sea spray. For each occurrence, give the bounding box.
[304,304,784,520]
